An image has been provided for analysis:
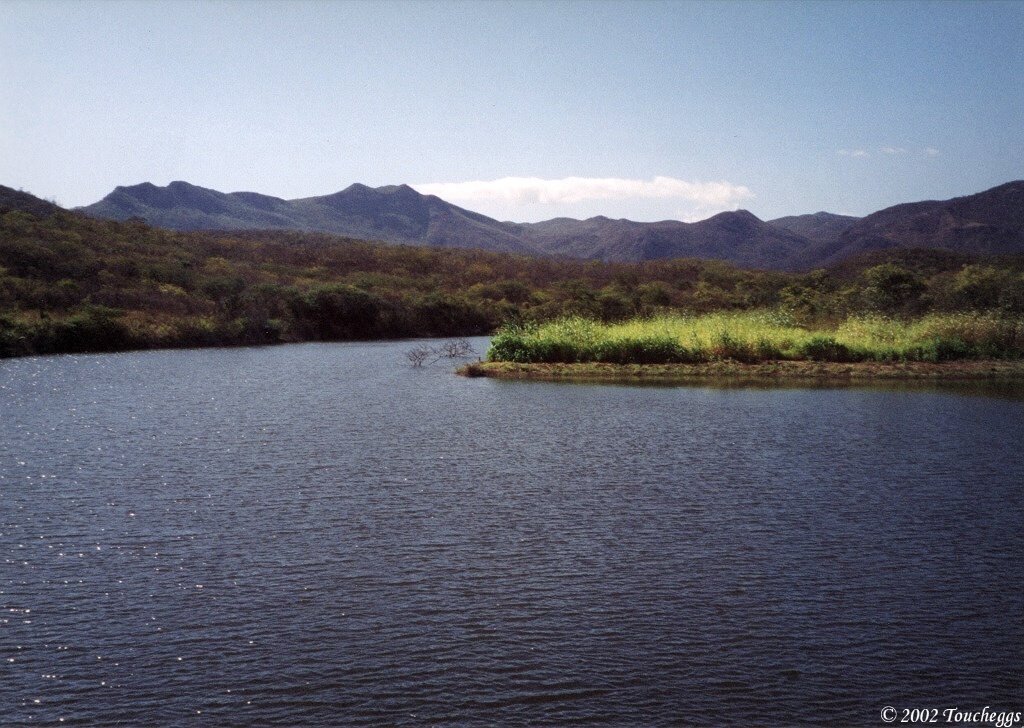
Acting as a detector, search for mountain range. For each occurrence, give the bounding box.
[69,178,1024,271]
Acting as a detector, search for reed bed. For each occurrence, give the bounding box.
[487,311,1024,364]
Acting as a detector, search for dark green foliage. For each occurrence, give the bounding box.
[943,265,1022,311]
[0,315,34,357]
[592,337,700,364]
[49,306,136,353]
[0,306,137,356]
[636,281,672,307]
[860,264,927,314]
[0,238,65,278]
[487,329,580,363]
[489,325,707,365]
[2,203,1024,358]
[710,332,761,363]
[596,288,634,322]
[409,294,492,337]
[293,284,391,339]
[917,337,974,362]
[796,336,864,362]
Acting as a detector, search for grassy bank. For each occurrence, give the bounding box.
[486,312,1024,365]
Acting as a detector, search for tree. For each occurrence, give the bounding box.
[860,264,925,314]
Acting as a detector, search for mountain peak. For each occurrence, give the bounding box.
[730,209,760,221]
[339,182,373,195]
[703,209,763,227]
[375,183,420,197]
[112,181,158,196]
[767,210,861,247]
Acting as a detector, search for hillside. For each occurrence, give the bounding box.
[8,185,1024,358]
[768,211,860,245]
[5,186,1024,358]
[788,181,1024,268]
[0,185,62,217]
[2,187,793,356]
[519,210,812,269]
[74,179,1024,272]
[80,181,820,269]
[79,181,538,255]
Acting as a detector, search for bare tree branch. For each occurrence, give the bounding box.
[406,339,478,367]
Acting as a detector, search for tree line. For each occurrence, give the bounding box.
[1,208,1023,357]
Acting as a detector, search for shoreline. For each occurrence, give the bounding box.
[459,359,1024,383]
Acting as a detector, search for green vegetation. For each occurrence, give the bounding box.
[487,311,1024,365]
[2,204,1024,359]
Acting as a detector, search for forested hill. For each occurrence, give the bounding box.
[3,187,1024,357]
[76,180,1024,271]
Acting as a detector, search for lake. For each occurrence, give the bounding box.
[2,339,1022,726]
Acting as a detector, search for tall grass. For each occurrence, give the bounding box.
[487,311,1024,364]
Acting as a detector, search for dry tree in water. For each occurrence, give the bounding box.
[405,339,477,367]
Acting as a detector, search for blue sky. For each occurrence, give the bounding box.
[2,0,1021,222]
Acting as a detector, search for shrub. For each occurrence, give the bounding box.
[592,336,697,364]
[920,337,974,362]
[797,336,861,362]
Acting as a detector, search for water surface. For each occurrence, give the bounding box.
[2,340,1022,725]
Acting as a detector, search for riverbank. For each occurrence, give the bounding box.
[459,359,1024,383]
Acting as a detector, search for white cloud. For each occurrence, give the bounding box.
[412,176,753,208]
[923,147,941,156]
[880,146,907,155]
[838,149,869,158]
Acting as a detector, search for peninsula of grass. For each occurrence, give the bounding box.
[464,312,1024,382]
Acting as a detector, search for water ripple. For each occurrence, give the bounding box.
[1,341,1022,725]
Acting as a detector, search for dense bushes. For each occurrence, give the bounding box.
[2,207,1024,358]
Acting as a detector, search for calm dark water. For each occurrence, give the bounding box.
[2,340,1023,726]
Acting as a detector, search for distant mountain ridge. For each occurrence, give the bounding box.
[514,209,812,269]
[83,181,539,255]
[767,211,859,245]
[76,179,1024,270]
[76,180,815,268]
[786,181,1024,269]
